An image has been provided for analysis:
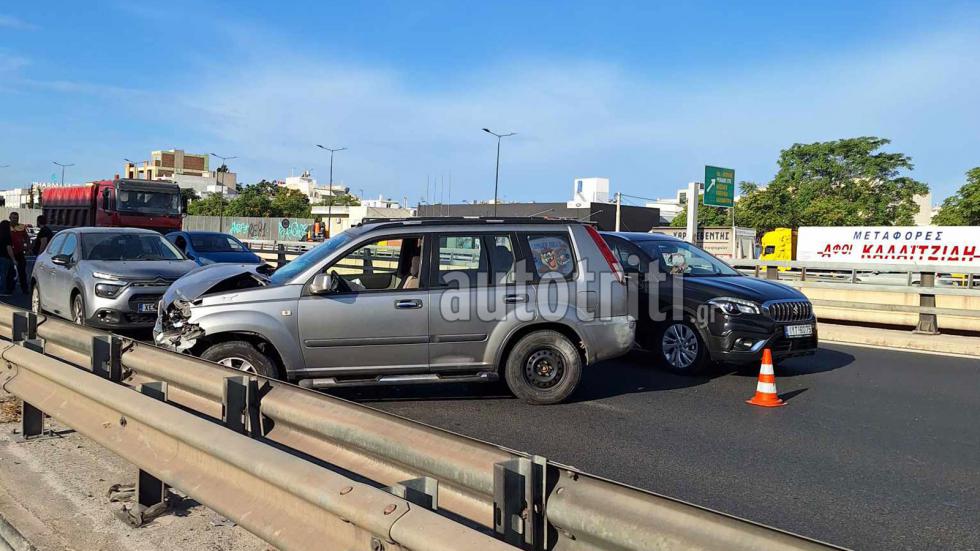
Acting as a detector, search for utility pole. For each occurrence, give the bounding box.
[482,128,515,216]
[316,145,346,237]
[615,192,622,232]
[685,182,699,245]
[210,153,237,232]
[52,161,74,186]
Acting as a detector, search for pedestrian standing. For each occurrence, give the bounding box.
[32,214,53,255]
[0,221,13,296]
[8,212,29,293]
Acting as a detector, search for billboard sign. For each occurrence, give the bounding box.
[797,226,980,267]
[703,166,735,208]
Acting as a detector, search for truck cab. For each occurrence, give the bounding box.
[43,179,183,234]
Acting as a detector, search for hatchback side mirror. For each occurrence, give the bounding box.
[51,254,70,266]
[310,273,338,295]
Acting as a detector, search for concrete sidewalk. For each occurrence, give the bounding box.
[819,322,980,357]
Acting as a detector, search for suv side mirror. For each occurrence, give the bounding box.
[51,254,70,266]
[310,273,338,295]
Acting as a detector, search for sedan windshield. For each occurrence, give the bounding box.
[269,231,355,285]
[190,234,248,253]
[82,233,185,261]
[639,240,740,277]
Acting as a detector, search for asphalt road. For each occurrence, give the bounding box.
[4,288,976,550]
[332,345,980,551]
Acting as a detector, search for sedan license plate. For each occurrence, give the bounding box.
[785,324,813,338]
[138,303,158,313]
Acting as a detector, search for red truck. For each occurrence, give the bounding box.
[42,178,183,233]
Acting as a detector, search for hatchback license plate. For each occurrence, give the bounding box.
[138,303,158,313]
[785,324,813,338]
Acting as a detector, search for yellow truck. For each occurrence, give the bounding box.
[759,228,796,269]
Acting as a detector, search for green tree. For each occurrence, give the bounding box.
[180,188,199,211]
[272,187,312,218]
[730,137,928,233]
[932,168,980,225]
[186,193,228,216]
[322,193,361,207]
[226,185,274,217]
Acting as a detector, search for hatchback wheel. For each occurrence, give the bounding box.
[504,330,582,405]
[31,284,42,314]
[658,321,708,375]
[71,293,86,325]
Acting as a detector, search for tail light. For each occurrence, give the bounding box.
[585,225,625,284]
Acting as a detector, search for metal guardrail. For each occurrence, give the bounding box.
[0,304,840,551]
[0,337,510,551]
[731,259,980,334]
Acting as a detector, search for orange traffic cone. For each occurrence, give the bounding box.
[746,349,785,407]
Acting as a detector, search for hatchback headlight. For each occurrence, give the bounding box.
[708,297,761,315]
[95,283,125,298]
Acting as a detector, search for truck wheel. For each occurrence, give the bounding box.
[504,330,582,405]
[201,340,279,379]
[657,321,709,375]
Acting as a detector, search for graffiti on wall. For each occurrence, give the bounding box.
[278,218,311,241]
[228,220,268,240]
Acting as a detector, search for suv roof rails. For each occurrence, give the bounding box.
[356,216,586,228]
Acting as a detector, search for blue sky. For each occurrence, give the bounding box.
[1,1,979,205]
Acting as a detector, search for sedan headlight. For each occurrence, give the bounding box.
[93,271,123,281]
[95,283,125,298]
[708,297,761,315]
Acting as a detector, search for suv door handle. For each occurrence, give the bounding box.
[394,299,423,309]
[504,294,527,304]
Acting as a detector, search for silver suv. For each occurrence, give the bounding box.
[31,227,198,328]
[155,218,635,404]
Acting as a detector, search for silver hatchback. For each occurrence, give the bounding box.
[31,227,198,328]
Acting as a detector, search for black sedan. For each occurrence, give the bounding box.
[602,232,817,374]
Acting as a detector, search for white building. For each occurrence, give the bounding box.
[361,194,402,209]
[311,204,416,236]
[568,177,610,207]
[173,173,239,198]
[913,193,939,226]
[0,182,68,209]
[280,171,347,204]
[646,183,704,222]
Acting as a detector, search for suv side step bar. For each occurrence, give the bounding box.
[298,371,499,389]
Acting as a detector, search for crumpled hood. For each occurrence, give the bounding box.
[685,275,805,302]
[161,263,272,308]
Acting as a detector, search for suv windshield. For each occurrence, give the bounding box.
[116,188,180,215]
[269,231,356,285]
[190,234,247,252]
[82,232,185,261]
[639,240,740,277]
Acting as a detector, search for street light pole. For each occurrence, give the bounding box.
[482,128,515,216]
[210,153,237,231]
[52,161,74,186]
[315,145,346,237]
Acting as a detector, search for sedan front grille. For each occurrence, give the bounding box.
[765,300,813,322]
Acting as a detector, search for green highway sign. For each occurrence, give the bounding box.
[703,165,735,208]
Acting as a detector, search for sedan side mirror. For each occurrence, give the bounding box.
[310,273,338,295]
[51,254,70,266]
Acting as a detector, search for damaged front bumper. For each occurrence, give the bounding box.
[153,297,204,352]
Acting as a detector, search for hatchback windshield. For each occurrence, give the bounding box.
[190,233,248,253]
[269,231,356,285]
[82,232,185,261]
[639,240,740,277]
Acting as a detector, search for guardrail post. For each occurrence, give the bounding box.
[276,244,286,268]
[914,271,939,335]
[494,455,549,550]
[16,338,49,441]
[12,311,37,342]
[765,265,778,280]
[92,335,123,382]
[223,376,260,435]
[117,381,170,527]
[386,477,439,511]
